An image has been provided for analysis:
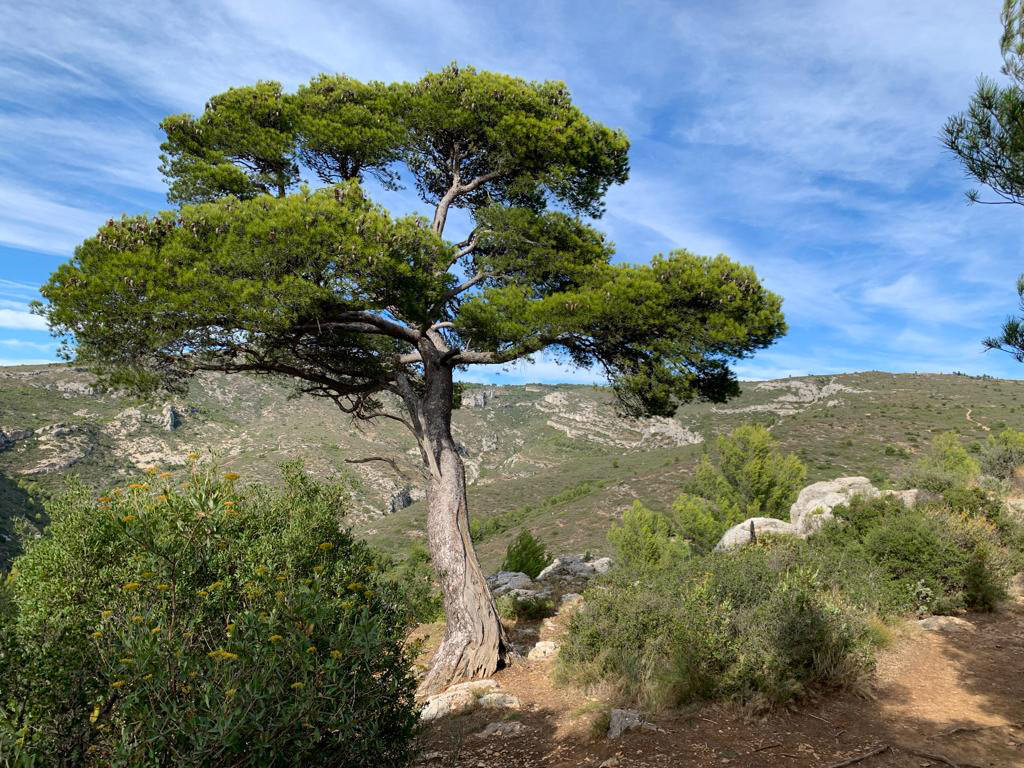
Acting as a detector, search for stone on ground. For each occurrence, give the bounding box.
[715,517,800,552]
[420,679,499,722]
[607,708,643,739]
[527,640,559,660]
[917,615,977,633]
[486,571,534,596]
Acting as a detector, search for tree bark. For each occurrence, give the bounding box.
[414,358,513,696]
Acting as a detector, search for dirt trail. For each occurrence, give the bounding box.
[417,598,1024,767]
[966,407,992,432]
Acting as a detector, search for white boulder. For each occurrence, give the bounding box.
[917,616,977,633]
[486,571,534,596]
[788,477,880,536]
[715,517,801,552]
[527,640,559,660]
[420,680,499,722]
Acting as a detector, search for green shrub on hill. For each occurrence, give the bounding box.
[0,462,418,768]
[562,488,1017,711]
[909,431,980,493]
[668,493,724,554]
[980,428,1024,480]
[501,529,551,578]
[496,592,555,621]
[607,502,688,576]
[685,424,806,522]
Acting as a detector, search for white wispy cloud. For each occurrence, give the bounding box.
[0,309,47,331]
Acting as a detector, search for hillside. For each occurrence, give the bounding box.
[2,365,1023,567]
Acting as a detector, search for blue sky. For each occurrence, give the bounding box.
[2,1,1023,384]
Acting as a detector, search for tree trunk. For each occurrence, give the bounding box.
[414,360,513,696]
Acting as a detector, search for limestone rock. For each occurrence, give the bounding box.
[475,721,525,738]
[788,477,880,536]
[537,553,609,582]
[479,692,521,710]
[388,487,414,514]
[607,708,643,739]
[465,389,499,408]
[559,592,584,609]
[527,640,559,660]
[160,403,182,431]
[420,679,499,722]
[882,488,922,507]
[715,517,800,552]
[486,571,534,597]
[917,616,977,633]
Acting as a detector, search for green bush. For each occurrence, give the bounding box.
[559,545,875,710]
[909,432,980,493]
[606,502,688,576]
[383,543,443,623]
[980,428,1024,480]
[0,462,418,767]
[684,424,806,522]
[495,593,555,621]
[501,529,550,579]
[668,493,726,555]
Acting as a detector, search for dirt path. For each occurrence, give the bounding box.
[416,598,1024,767]
[966,407,992,432]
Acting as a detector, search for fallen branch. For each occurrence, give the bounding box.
[930,724,990,739]
[824,744,889,768]
[892,743,983,768]
[747,742,783,754]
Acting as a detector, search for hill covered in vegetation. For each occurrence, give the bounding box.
[2,365,1023,568]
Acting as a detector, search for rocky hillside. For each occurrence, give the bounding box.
[2,365,1023,567]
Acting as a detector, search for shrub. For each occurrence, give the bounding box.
[606,502,688,575]
[384,543,443,623]
[501,529,550,579]
[980,428,1024,480]
[668,493,726,554]
[684,424,806,521]
[909,432,980,493]
[0,462,418,767]
[559,545,875,710]
[496,593,555,621]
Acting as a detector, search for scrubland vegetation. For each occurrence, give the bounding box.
[559,426,1024,712]
[0,462,419,767]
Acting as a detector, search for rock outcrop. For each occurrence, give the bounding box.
[715,517,800,552]
[537,554,612,582]
[486,571,535,597]
[788,476,880,536]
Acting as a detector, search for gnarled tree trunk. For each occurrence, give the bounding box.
[413,355,513,696]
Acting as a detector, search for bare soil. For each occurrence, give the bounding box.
[415,597,1024,767]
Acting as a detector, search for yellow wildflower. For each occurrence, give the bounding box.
[89,630,103,639]
[132,615,143,624]
[141,571,156,580]
[183,631,194,639]
[100,610,113,619]
[159,471,173,479]
[306,646,317,654]
[223,472,240,481]
[256,566,269,575]
[145,466,158,475]
[290,682,304,690]
[312,565,324,574]
[187,452,199,461]
[150,627,161,634]
[225,688,237,698]
[111,680,127,689]
[121,515,137,523]
[118,657,133,665]
[143,674,153,681]
[157,494,168,502]
[318,541,334,551]
[122,582,140,591]
[330,650,342,660]
[269,634,283,643]
[97,496,112,503]
[197,590,209,598]
[157,583,170,591]
[90,705,100,724]
[112,488,124,495]
[275,591,285,600]
[128,483,147,491]
[208,649,239,662]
